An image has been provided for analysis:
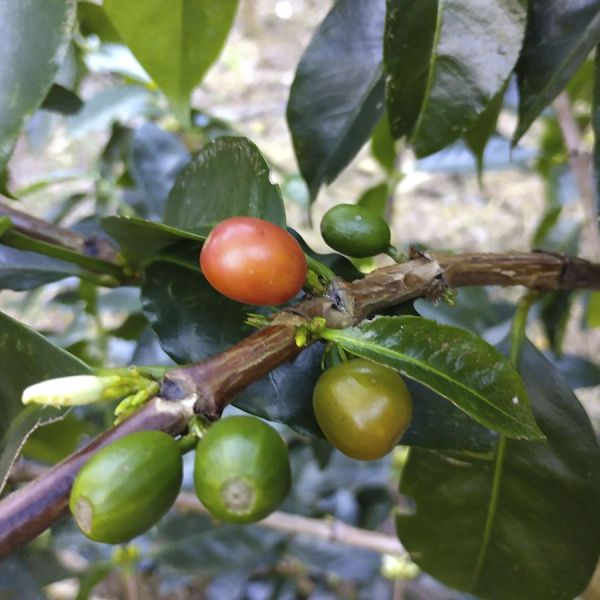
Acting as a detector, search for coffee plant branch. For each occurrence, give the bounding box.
[0,200,123,267]
[174,491,405,557]
[0,244,599,559]
[5,461,405,558]
[0,398,193,559]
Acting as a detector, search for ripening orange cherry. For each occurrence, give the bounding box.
[199,216,308,305]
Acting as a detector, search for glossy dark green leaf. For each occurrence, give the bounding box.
[545,352,600,389]
[385,0,526,157]
[464,83,507,176]
[164,137,286,231]
[291,230,363,282]
[538,290,574,356]
[140,261,320,435]
[514,1,600,143]
[141,261,256,364]
[77,1,121,43]
[102,216,206,265]
[0,245,95,291]
[414,288,514,336]
[128,123,190,220]
[40,84,82,116]
[0,0,75,171]
[401,379,496,453]
[396,341,600,600]
[0,311,89,494]
[371,114,396,174]
[384,0,437,141]
[104,0,239,122]
[322,316,543,440]
[287,0,386,199]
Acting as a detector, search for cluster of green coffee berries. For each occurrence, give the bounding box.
[69,357,412,544]
[69,416,291,543]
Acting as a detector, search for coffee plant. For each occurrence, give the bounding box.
[0,1,599,598]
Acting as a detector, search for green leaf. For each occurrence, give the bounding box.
[545,352,600,389]
[0,245,96,291]
[128,123,190,220]
[22,415,97,464]
[357,182,389,218]
[0,168,14,199]
[370,114,396,174]
[104,0,239,122]
[322,316,543,440]
[538,291,574,356]
[415,288,514,336]
[102,216,206,265]
[384,0,437,141]
[0,311,89,494]
[401,379,497,453]
[0,0,76,171]
[66,85,152,138]
[77,1,121,43]
[464,83,508,177]
[385,0,527,157]
[396,341,600,600]
[514,1,600,143]
[40,84,82,116]
[164,137,286,232]
[287,0,386,199]
[588,291,600,327]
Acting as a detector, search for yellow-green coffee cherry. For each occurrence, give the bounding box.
[313,358,412,461]
[69,431,182,543]
[194,416,291,524]
[320,203,391,258]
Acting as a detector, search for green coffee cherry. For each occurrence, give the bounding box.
[194,416,291,524]
[320,203,391,258]
[69,431,183,544]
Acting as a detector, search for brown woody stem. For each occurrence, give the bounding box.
[0,250,599,558]
[552,92,600,261]
[162,315,307,419]
[175,491,405,556]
